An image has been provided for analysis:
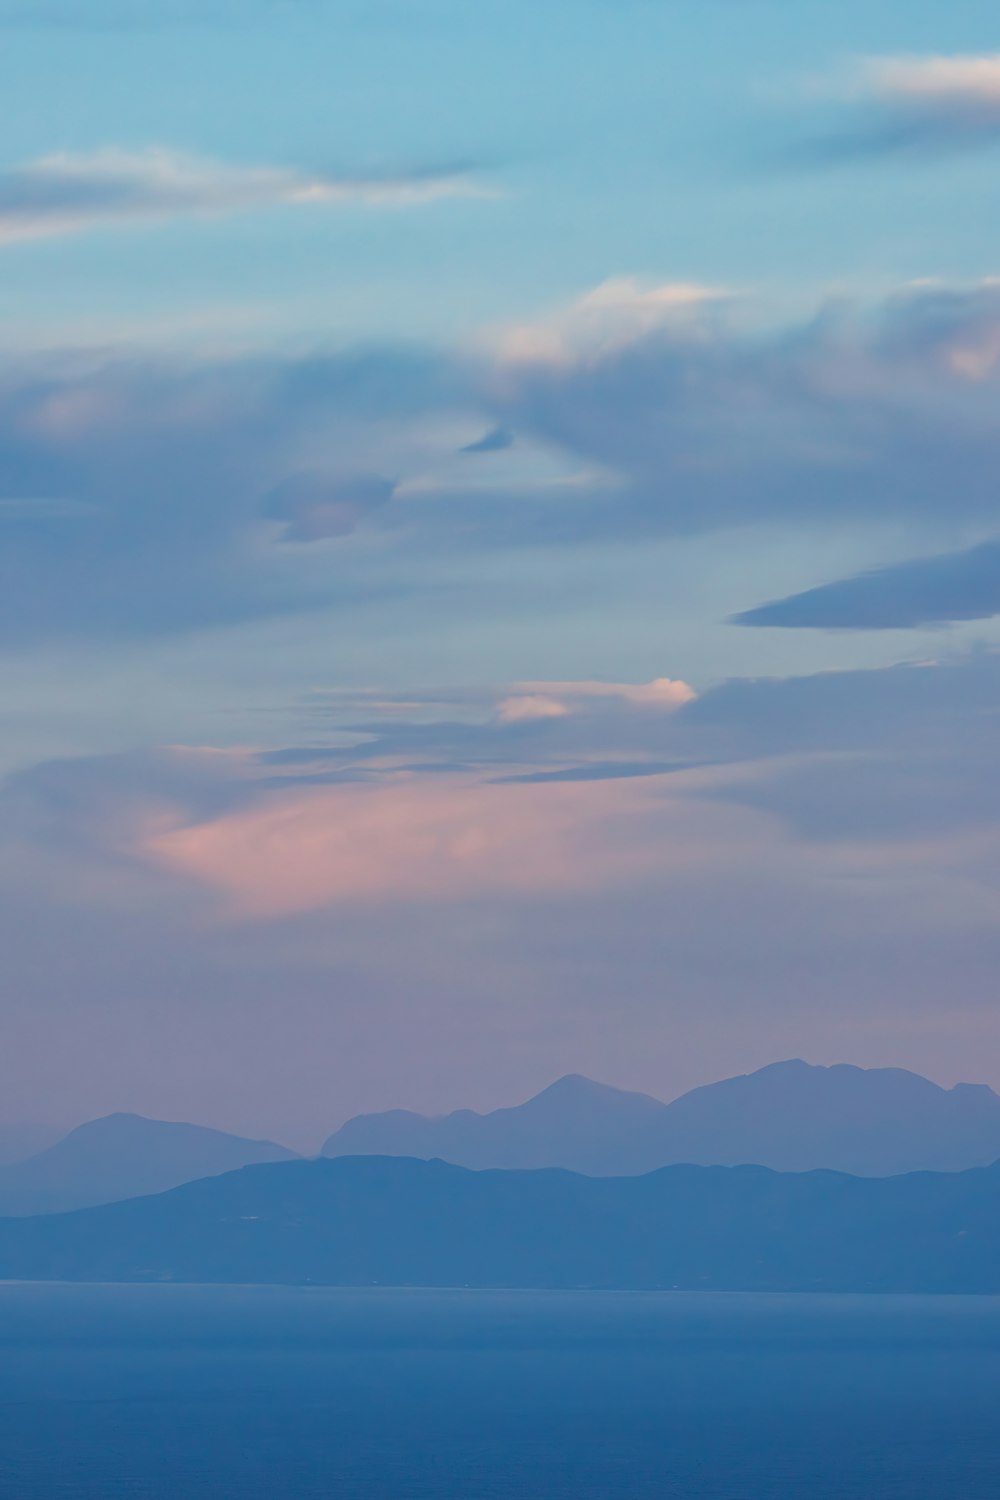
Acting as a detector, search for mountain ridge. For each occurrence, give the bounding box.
[322,1060,1000,1177]
[1,1152,998,1293]
[0,1112,298,1217]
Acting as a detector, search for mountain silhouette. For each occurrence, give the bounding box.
[322,1061,1000,1176]
[325,1074,664,1173]
[0,1113,298,1216]
[1,1153,998,1293]
[0,1124,61,1167]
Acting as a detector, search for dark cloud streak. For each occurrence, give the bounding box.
[734,538,1000,630]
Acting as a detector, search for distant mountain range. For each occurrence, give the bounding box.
[323,1060,1000,1177]
[0,1114,298,1216]
[0,1124,61,1167]
[1,1154,998,1293]
[3,1059,1000,1220]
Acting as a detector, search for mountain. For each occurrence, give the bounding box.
[0,1154,998,1293]
[322,1061,1000,1177]
[0,1114,299,1216]
[0,1124,61,1167]
[632,1060,1000,1176]
[325,1075,664,1173]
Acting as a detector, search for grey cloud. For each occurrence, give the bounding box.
[797,113,1000,167]
[263,472,395,541]
[253,653,1000,846]
[489,761,693,784]
[0,346,453,640]
[7,282,1000,646]
[678,651,1000,847]
[804,55,1000,163]
[682,653,996,759]
[1,747,256,851]
[0,149,481,246]
[493,283,1000,541]
[460,425,513,454]
[7,650,1000,885]
[734,538,1000,630]
[291,703,688,776]
[286,651,1000,850]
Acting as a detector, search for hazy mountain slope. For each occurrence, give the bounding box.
[322,1062,1000,1176]
[324,1075,664,1172]
[0,1114,298,1216]
[631,1060,1000,1176]
[1,1154,997,1293]
[0,1124,61,1167]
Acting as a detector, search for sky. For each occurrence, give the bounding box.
[4,0,1000,1148]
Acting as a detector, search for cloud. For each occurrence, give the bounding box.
[290,651,1000,854]
[7,651,1000,925]
[6,279,1000,645]
[496,695,571,723]
[263,472,396,542]
[0,345,456,640]
[806,53,1000,161]
[238,676,704,793]
[460,425,513,454]
[487,279,1000,540]
[497,677,695,721]
[145,772,671,918]
[0,148,483,246]
[870,54,1000,112]
[237,652,1000,855]
[0,720,701,920]
[734,538,1000,630]
[493,277,725,365]
[5,649,1000,1131]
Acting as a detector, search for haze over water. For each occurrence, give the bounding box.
[1,1286,998,1499]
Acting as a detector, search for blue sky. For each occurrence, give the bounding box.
[3,0,1000,1144]
[4,0,1000,343]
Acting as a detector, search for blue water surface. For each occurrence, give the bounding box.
[0,1285,997,1498]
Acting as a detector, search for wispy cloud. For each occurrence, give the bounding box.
[734,537,1000,631]
[10,650,1000,923]
[146,772,668,918]
[6,280,1000,644]
[493,277,725,365]
[0,345,456,641]
[806,52,1000,161]
[0,148,485,246]
[489,279,1000,540]
[869,53,1000,116]
[497,678,695,722]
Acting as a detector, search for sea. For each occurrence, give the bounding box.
[0,1285,997,1499]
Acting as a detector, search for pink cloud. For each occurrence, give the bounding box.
[143,770,680,920]
[496,677,695,722]
[496,694,571,723]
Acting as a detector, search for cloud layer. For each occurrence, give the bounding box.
[735,538,1000,630]
[0,148,482,245]
[5,278,1000,641]
[487,279,1000,541]
[9,651,998,914]
[809,53,1000,160]
[0,346,456,638]
[5,647,1000,1135]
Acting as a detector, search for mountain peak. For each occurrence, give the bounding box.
[532,1074,659,1104]
[323,1059,1000,1178]
[0,1114,298,1218]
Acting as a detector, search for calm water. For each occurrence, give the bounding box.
[0,1286,998,1498]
